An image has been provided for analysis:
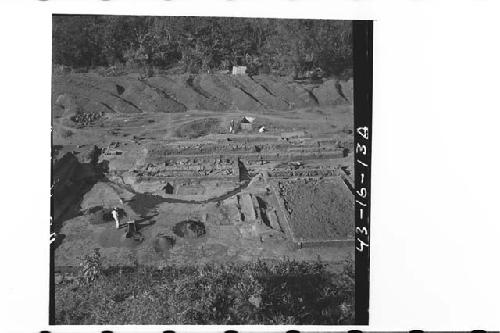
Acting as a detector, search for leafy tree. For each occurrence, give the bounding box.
[53,15,352,77]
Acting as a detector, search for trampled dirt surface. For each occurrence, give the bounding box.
[52,73,354,271]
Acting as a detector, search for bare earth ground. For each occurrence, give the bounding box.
[52,73,354,272]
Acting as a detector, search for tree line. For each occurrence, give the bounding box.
[53,15,352,77]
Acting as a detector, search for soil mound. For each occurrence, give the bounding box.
[252,75,318,109]
[52,73,186,116]
[113,77,187,113]
[52,73,352,118]
[312,79,353,105]
[148,75,226,111]
[52,74,139,115]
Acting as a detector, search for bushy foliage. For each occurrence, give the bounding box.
[55,257,354,325]
[77,248,103,284]
[53,16,352,77]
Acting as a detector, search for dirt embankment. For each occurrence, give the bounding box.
[52,73,353,117]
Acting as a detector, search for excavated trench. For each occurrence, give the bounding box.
[125,178,252,216]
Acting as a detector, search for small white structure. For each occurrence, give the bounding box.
[240,116,254,131]
[258,126,265,133]
[243,116,255,123]
[232,66,247,75]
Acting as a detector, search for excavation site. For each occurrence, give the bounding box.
[50,16,358,325]
[52,72,355,269]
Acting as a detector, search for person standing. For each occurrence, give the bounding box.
[112,207,120,229]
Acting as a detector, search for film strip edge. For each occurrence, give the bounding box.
[353,20,373,325]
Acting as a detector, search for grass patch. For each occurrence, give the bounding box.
[55,258,354,325]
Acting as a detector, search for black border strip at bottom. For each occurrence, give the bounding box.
[353,20,373,325]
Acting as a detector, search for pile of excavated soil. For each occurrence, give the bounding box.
[311,79,353,105]
[52,73,352,118]
[52,74,139,116]
[113,76,186,114]
[278,177,354,241]
[252,75,318,109]
[52,73,186,117]
[148,75,226,111]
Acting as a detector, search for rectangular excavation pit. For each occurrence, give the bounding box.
[271,176,354,246]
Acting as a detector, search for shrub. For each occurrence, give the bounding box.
[78,248,103,284]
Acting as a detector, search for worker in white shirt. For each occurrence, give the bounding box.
[112,207,120,229]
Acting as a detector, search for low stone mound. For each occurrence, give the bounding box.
[70,111,103,126]
[173,220,206,239]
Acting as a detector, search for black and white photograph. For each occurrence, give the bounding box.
[50,15,369,325]
[3,0,500,332]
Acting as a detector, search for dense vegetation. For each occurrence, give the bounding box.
[55,249,354,325]
[53,16,352,77]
